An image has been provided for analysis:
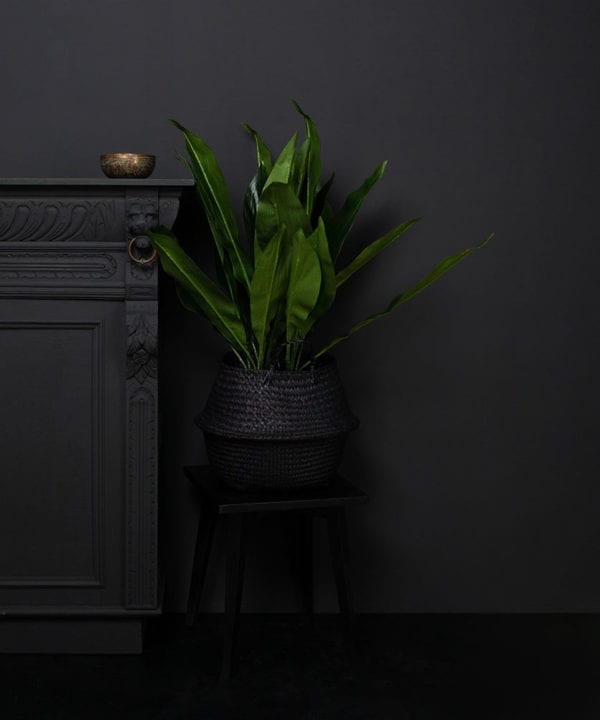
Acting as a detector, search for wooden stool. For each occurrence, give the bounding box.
[184,466,368,684]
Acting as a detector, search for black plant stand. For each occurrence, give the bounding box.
[184,466,368,684]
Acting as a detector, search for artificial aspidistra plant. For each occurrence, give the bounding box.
[149,101,492,370]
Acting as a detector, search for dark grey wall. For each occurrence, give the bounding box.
[2,0,599,612]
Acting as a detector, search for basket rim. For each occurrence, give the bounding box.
[219,352,336,376]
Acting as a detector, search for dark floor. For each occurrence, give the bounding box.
[1,614,600,719]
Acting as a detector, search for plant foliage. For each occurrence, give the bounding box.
[149,102,493,370]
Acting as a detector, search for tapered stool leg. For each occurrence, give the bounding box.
[326,507,355,641]
[186,506,217,626]
[301,513,314,617]
[220,515,245,684]
[287,512,314,618]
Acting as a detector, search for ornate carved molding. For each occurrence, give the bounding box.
[0,199,119,242]
[125,300,159,610]
[125,385,158,609]
[0,251,117,280]
[0,287,126,300]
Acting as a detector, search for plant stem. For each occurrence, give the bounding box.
[230,346,248,368]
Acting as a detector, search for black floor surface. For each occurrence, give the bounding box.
[1,614,600,719]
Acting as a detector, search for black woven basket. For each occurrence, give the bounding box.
[195,355,359,491]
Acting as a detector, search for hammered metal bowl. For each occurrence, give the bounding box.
[100,153,156,179]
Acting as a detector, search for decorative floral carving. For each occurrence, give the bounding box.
[126,313,158,384]
[129,262,156,280]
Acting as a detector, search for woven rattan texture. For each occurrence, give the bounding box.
[195,356,359,441]
[204,433,347,490]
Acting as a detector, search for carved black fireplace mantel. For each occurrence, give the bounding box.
[0,178,193,653]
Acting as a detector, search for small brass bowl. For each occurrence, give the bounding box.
[100,153,156,179]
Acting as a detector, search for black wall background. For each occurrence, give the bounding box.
[1,0,599,612]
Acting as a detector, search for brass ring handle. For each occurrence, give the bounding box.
[128,236,157,265]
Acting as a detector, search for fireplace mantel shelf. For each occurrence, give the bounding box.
[0,177,194,187]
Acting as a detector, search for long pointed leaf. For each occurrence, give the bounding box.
[292,100,321,217]
[149,227,250,358]
[255,182,311,252]
[336,217,421,288]
[250,225,287,367]
[170,119,252,290]
[176,283,251,368]
[263,133,297,191]
[176,283,203,315]
[178,150,237,300]
[242,123,273,174]
[314,233,494,359]
[325,161,387,261]
[292,137,309,201]
[286,229,322,362]
[311,172,335,227]
[304,218,336,330]
[243,166,268,248]
[242,124,273,244]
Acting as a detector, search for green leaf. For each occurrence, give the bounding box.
[242,124,273,244]
[178,150,237,298]
[175,283,204,315]
[286,229,322,357]
[249,225,288,367]
[314,233,495,359]
[304,218,336,330]
[292,100,321,217]
[311,172,335,227]
[292,137,309,201]
[321,200,335,224]
[175,283,251,368]
[243,166,268,249]
[263,133,297,191]
[242,123,273,174]
[148,227,250,359]
[254,182,311,252]
[325,161,387,261]
[170,119,252,290]
[336,217,421,288]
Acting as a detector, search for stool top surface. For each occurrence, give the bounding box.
[184,466,368,514]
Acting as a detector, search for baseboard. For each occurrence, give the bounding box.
[0,618,146,654]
